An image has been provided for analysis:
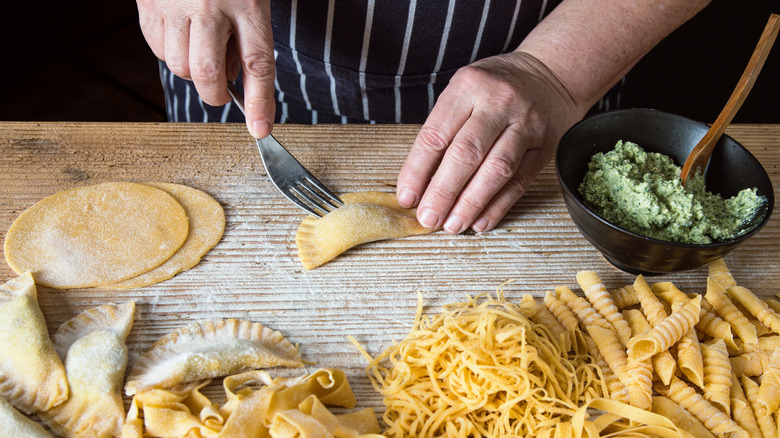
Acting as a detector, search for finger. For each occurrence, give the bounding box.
[163,14,192,79]
[189,13,231,105]
[234,5,276,138]
[137,3,165,60]
[471,145,552,233]
[442,124,526,234]
[415,112,504,230]
[396,89,472,209]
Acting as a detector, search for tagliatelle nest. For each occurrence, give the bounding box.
[353,288,608,437]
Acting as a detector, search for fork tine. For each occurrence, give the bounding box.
[287,178,343,217]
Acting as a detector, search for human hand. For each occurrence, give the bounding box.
[396,51,587,234]
[137,0,276,138]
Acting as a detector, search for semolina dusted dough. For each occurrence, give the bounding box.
[295,191,434,270]
[105,183,225,289]
[3,182,189,289]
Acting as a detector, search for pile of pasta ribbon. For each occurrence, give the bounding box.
[354,259,779,438]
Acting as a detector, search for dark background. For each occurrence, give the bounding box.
[1,1,777,123]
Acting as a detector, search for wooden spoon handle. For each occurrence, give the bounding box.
[680,13,779,184]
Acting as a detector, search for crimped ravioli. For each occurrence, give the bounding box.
[296,191,433,270]
[39,302,135,438]
[4,182,189,289]
[124,319,303,395]
[0,272,68,414]
[106,183,225,289]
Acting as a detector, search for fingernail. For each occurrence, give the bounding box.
[251,120,271,138]
[472,217,490,233]
[397,189,418,208]
[418,209,440,229]
[443,215,466,234]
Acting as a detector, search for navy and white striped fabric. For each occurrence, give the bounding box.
[161,0,622,124]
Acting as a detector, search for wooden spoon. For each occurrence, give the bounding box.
[680,13,779,185]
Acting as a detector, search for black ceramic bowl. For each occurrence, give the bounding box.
[556,109,774,275]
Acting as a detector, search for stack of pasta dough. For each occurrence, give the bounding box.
[356,259,780,438]
[3,181,226,289]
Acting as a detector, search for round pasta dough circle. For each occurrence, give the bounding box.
[4,182,189,289]
[105,182,225,289]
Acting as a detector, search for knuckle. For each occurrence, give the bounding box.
[448,135,483,168]
[189,59,223,84]
[242,53,276,79]
[415,126,450,155]
[481,154,517,181]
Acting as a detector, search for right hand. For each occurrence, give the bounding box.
[137,0,276,138]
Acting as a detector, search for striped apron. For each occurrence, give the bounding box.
[160,0,622,124]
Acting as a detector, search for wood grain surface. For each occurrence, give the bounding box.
[1,121,778,416]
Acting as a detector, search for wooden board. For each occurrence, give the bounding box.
[1,121,779,416]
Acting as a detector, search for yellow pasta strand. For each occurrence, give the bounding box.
[622,309,677,386]
[727,285,780,335]
[577,271,632,347]
[705,278,758,345]
[360,293,608,437]
[657,376,748,438]
[741,376,778,438]
[757,348,780,413]
[628,296,701,362]
[701,339,731,415]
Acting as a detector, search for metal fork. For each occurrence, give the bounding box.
[227,81,343,217]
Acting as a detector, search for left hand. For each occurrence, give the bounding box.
[396,51,588,234]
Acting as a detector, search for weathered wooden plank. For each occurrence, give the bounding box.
[0,121,778,424]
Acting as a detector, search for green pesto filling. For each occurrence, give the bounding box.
[578,140,765,244]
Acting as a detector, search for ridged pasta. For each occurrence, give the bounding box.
[701,339,731,415]
[651,281,735,349]
[730,351,770,377]
[621,312,654,410]
[553,286,613,333]
[609,285,639,310]
[577,271,632,347]
[585,325,628,386]
[583,334,628,403]
[673,300,704,389]
[521,294,571,353]
[622,309,677,386]
[696,297,738,351]
[727,285,780,335]
[705,278,758,345]
[543,291,586,355]
[627,296,702,362]
[730,374,762,438]
[709,258,737,288]
[633,275,671,329]
[741,376,778,438]
[657,376,748,438]
[757,348,780,412]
